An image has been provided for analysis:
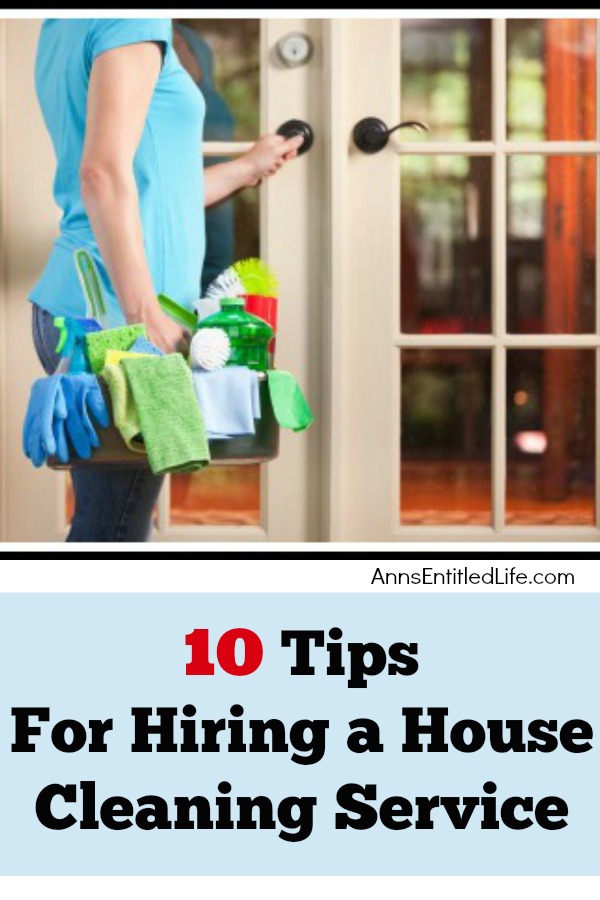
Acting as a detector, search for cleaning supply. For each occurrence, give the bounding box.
[130,336,164,357]
[54,316,102,373]
[85,324,147,374]
[244,294,278,346]
[52,410,70,465]
[189,327,231,371]
[233,258,278,356]
[121,354,210,474]
[52,249,111,374]
[192,366,261,439]
[61,374,110,458]
[73,248,111,327]
[233,258,279,298]
[194,297,221,321]
[104,349,154,367]
[22,373,109,466]
[157,293,198,331]
[204,259,279,353]
[22,375,68,468]
[266,370,313,431]
[196,297,273,372]
[204,266,244,303]
[102,364,145,453]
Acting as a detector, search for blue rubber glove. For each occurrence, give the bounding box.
[61,374,110,459]
[52,415,70,465]
[22,375,68,468]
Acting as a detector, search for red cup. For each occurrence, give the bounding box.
[243,294,278,358]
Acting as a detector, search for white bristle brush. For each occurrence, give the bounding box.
[204,266,245,302]
[190,328,231,371]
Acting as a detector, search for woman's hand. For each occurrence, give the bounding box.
[204,132,304,207]
[240,133,304,186]
[134,305,190,355]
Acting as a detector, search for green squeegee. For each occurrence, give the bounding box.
[73,248,109,325]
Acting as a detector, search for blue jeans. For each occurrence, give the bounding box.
[32,304,164,542]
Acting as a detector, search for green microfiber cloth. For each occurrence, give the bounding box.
[85,324,147,375]
[121,353,210,474]
[102,364,145,453]
[267,370,313,431]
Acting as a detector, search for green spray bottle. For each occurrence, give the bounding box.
[195,297,273,372]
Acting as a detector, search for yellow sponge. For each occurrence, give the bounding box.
[104,349,154,367]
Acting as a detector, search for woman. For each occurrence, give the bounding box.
[31,19,301,542]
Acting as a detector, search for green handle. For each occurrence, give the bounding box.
[54,316,67,354]
[73,249,108,322]
[157,293,198,331]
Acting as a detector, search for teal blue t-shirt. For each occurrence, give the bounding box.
[31,18,206,326]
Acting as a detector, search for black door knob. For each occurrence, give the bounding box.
[276,119,314,155]
[353,117,428,154]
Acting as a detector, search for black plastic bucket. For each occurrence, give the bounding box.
[48,374,279,469]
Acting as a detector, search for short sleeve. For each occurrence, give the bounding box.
[87,18,171,65]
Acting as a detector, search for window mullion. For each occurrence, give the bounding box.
[492,18,507,533]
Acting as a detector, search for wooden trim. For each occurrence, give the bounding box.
[392,526,600,542]
[393,334,600,348]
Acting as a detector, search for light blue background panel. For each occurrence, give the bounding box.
[0,593,597,874]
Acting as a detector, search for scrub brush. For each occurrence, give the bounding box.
[189,328,231,371]
[233,257,279,297]
[205,267,245,302]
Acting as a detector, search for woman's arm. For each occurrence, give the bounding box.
[80,41,186,353]
[204,133,303,207]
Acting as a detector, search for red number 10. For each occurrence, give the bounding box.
[185,628,263,676]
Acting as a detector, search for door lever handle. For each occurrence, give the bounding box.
[353,117,428,154]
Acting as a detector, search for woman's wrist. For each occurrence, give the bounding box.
[229,155,258,190]
[121,294,160,325]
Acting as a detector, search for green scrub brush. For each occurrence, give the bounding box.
[189,327,231,371]
[204,258,280,303]
[233,257,279,298]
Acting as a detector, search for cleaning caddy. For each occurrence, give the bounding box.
[23,253,313,473]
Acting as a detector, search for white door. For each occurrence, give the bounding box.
[327,17,600,542]
[0,18,325,542]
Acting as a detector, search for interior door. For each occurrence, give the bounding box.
[328,17,600,542]
[0,18,324,543]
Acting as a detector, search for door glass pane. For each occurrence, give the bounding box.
[170,467,261,527]
[170,19,261,529]
[401,156,492,333]
[507,19,597,141]
[175,18,259,140]
[507,350,595,525]
[508,156,596,333]
[401,350,491,525]
[401,19,492,141]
